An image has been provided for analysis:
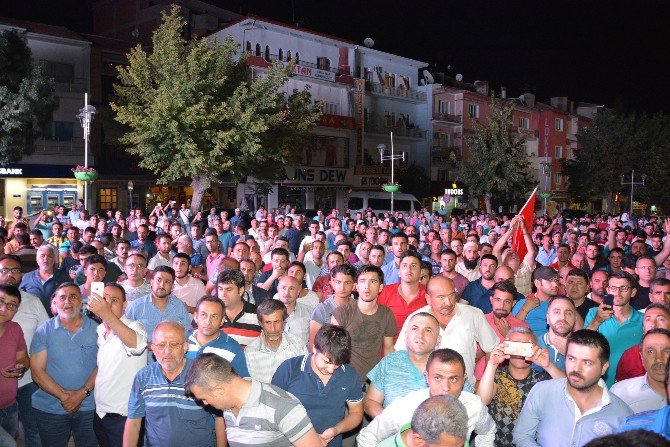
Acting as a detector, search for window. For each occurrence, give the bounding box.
[468,104,480,119]
[437,169,447,181]
[555,146,563,158]
[321,102,339,115]
[255,43,261,57]
[264,45,270,61]
[286,50,292,61]
[278,48,283,61]
[42,121,74,141]
[295,52,300,63]
[555,173,564,185]
[317,57,331,71]
[555,118,564,131]
[347,197,364,210]
[41,60,75,83]
[519,117,530,129]
[98,188,118,211]
[246,41,252,52]
[438,100,451,115]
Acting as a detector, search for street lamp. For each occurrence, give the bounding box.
[540,156,551,214]
[127,181,134,212]
[76,93,97,211]
[620,170,646,217]
[378,132,405,214]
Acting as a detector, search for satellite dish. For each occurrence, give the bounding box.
[419,79,426,86]
[364,37,374,48]
[455,73,463,82]
[422,70,435,84]
[519,94,525,104]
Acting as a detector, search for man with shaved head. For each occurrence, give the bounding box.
[276,274,311,346]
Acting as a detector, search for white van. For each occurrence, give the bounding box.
[347,191,422,215]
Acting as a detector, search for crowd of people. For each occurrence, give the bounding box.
[1,201,670,447]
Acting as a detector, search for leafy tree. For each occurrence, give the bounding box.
[458,96,535,212]
[111,6,322,212]
[563,109,670,212]
[0,29,57,163]
[397,163,430,201]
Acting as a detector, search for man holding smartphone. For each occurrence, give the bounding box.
[585,271,644,386]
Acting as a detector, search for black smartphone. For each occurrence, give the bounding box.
[603,293,614,309]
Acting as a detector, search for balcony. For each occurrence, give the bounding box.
[365,121,427,139]
[431,146,461,164]
[432,112,462,124]
[54,78,86,94]
[364,81,426,102]
[34,138,84,155]
[517,128,538,140]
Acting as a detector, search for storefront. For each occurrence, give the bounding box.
[0,164,81,218]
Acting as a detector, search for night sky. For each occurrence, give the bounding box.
[2,0,669,114]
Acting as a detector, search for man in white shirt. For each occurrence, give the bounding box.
[276,275,311,347]
[171,253,206,315]
[87,283,147,447]
[245,299,307,383]
[147,234,173,272]
[455,242,481,282]
[303,240,326,289]
[118,253,151,302]
[610,328,670,413]
[395,275,499,381]
[357,348,496,447]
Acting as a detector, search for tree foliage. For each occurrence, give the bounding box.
[459,96,535,212]
[0,29,57,164]
[111,6,322,211]
[563,109,670,210]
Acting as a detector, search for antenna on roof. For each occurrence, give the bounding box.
[423,70,435,84]
[364,37,375,48]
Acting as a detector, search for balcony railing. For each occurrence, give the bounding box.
[34,138,85,155]
[54,78,86,93]
[518,128,538,140]
[365,81,426,101]
[365,121,427,139]
[264,54,344,74]
[432,112,462,124]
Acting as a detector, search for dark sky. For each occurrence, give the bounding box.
[2,0,669,114]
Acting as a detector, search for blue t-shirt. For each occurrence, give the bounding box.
[367,350,427,407]
[128,359,217,447]
[30,316,99,414]
[271,354,363,447]
[125,294,192,343]
[186,330,249,377]
[512,298,550,339]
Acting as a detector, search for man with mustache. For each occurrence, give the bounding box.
[124,266,191,347]
[536,296,578,372]
[610,328,670,413]
[513,330,633,447]
[455,242,481,282]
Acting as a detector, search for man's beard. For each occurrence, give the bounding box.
[463,258,478,270]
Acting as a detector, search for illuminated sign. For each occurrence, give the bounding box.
[0,168,23,175]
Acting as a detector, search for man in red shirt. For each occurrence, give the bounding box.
[616,303,670,381]
[378,252,427,335]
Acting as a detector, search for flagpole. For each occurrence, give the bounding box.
[518,187,539,216]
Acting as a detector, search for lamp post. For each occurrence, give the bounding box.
[620,170,646,217]
[76,93,97,211]
[378,132,405,214]
[127,181,134,212]
[540,156,551,214]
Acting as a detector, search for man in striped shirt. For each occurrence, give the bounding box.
[218,269,261,348]
[185,353,322,447]
[124,321,226,447]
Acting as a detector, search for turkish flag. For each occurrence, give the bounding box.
[512,188,538,261]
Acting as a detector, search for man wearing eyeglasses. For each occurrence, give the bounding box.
[0,255,48,447]
[585,271,644,386]
[123,321,225,447]
[30,283,98,447]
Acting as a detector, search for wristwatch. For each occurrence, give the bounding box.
[83,386,92,397]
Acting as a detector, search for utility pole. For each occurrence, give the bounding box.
[620,170,646,217]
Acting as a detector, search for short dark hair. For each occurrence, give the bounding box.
[173,252,191,265]
[256,299,288,322]
[15,233,30,246]
[426,348,466,376]
[480,253,498,265]
[621,253,638,270]
[641,328,670,348]
[0,254,21,267]
[271,247,290,260]
[399,251,422,265]
[330,263,356,280]
[104,282,126,301]
[650,278,670,290]
[195,295,224,313]
[608,270,636,287]
[389,232,408,243]
[153,265,175,280]
[83,254,107,269]
[566,329,610,365]
[314,324,351,365]
[567,268,589,282]
[78,245,97,256]
[369,244,386,255]
[217,269,245,289]
[0,284,21,303]
[491,279,517,296]
[356,264,384,283]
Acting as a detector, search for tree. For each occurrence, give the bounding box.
[111,6,322,212]
[563,109,670,212]
[397,163,430,201]
[458,96,535,212]
[0,29,57,164]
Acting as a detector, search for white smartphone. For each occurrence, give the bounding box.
[91,281,105,298]
[504,341,534,357]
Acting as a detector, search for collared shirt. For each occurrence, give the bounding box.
[124,293,192,343]
[367,350,427,407]
[395,304,499,381]
[381,260,400,285]
[223,379,313,447]
[147,252,173,271]
[30,316,98,414]
[617,405,670,440]
[535,247,557,267]
[616,343,645,382]
[536,332,566,372]
[19,268,70,316]
[205,253,226,279]
[462,278,491,311]
[284,301,311,346]
[513,378,633,447]
[512,296,551,340]
[130,239,157,260]
[377,283,427,335]
[455,261,481,282]
[610,374,667,413]
[303,259,323,289]
[245,331,307,383]
[222,300,261,348]
[172,275,206,311]
[12,290,49,388]
[584,307,643,386]
[186,329,248,377]
[128,359,218,447]
[357,388,495,447]
[95,316,147,417]
[271,354,363,447]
